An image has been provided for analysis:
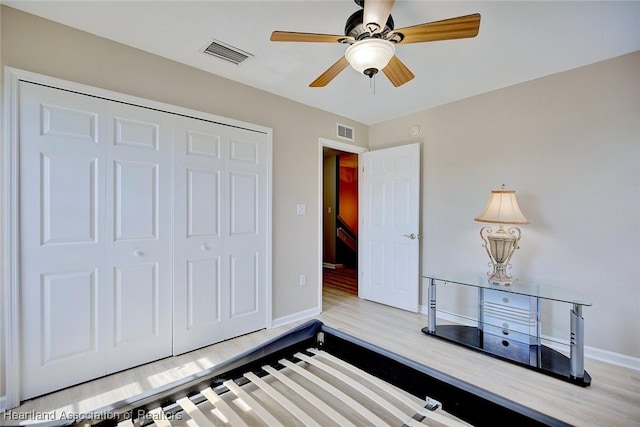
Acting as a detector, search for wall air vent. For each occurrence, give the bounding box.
[337,123,355,142]
[203,39,253,65]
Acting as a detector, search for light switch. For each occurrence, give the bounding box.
[296,204,306,215]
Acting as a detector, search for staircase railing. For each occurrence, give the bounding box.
[336,215,357,253]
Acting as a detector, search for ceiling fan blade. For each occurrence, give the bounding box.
[270,31,350,43]
[363,0,395,34]
[391,13,480,44]
[310,57,350,87]
[382,55,415,87]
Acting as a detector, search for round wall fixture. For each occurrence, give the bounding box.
[410,125,422,137]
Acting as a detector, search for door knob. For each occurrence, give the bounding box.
[403,233,419,240]
[202,244,210,251]
[134,250,144,257]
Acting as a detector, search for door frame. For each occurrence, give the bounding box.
[317,138,367,311]
[2,67,273,409]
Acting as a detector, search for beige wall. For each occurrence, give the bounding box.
[0,4,368,315]
[370,51,640,359]
[0,5,369,401]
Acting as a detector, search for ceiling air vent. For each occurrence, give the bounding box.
[337,123,355,142]
[203,39,253,65]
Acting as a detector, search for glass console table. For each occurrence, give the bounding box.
[422,275,592,386]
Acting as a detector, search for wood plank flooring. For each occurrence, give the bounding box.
[322,267,357,295]
[2,288,639,426]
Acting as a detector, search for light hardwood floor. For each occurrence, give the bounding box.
[322,267,357,295]
[3,287,639,426]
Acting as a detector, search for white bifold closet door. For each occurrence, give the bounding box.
[19,82,173,399]
[173,116,268,355]
[18,81,268,400]
[20,83,109,400]
[103,101,173,374]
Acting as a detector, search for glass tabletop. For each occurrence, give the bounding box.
[423,274,592,306]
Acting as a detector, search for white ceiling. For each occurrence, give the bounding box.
[6,1,640,125]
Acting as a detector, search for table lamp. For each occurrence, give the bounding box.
[474,185,529,286]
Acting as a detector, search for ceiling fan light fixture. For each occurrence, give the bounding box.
[345,39,395,77]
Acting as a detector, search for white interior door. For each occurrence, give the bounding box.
[359,143,420,312]
[173,116,268,355]
[104,102,173,373]
[19,82,108,399]
[19,83,173,398]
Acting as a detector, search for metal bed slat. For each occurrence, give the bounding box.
[176,396,215,427]
[279,358,391,426]
[222,379,285,427]
[261,364,357,427]
[201,386,250,427]
[243,371,322,427]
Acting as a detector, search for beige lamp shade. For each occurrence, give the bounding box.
[474,187,529,225]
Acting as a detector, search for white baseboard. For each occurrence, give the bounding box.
[543,338,640,372]
[420,305,640,372]
[271,306,321,329]
[419,304,430,316]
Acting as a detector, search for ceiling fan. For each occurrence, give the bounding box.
[270,0,480,88]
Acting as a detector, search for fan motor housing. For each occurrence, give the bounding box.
[345,9,395,40]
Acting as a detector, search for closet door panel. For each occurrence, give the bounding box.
[229,173,258,235]
[40,270,100,364]
[223,130,268,340]
[230,253,259,317]
[174,117,268,354]
[188,168,220,238]
[105,103,173,373]
[187,257,221,328]
[41,154,98,244]
[19,82,107,400]
[114,160,159,240]
[113,263,160,345]
[173,118,227,354]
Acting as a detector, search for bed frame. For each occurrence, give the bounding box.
[41,320,569,427]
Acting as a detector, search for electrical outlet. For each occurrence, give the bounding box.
[299,274,306,286]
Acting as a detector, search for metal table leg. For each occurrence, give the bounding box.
[427,278,436,333]
[570,304,585,379]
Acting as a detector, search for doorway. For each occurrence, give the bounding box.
[318,138,367,307]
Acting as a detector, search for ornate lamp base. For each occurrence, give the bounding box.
[488,273,513,287]
[480,226,522,287]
